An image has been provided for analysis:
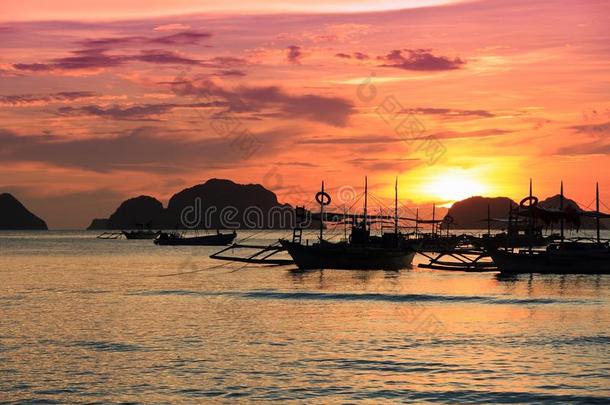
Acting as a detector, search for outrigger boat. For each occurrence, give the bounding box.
[472,201,557,249]
[122,229,160,239]
[412,205,461,252]
[490,240,610,274]
[280,178,419,270]
[154,230,237,246]
[488,182,610,274]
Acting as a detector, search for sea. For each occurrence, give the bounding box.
[1,230,609,404]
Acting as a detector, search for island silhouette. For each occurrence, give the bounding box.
[0,193,48,230]
[0,180,606,230]
[87,178,294,230]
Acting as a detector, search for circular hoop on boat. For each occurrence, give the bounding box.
[315,191,331,206]
[519,196,538,208]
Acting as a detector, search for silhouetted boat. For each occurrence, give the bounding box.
[489,241,610,274]
[154,230,237,246]
[122,229,159,239]
[489,182,610,274]
[281,238,416,270]
[280,178,418,270]
[472,203,557,249]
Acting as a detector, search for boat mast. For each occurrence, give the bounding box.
[363,176,368,231]
[320,181,325,242]
[394,177,399,236]
[487,203,491,236]
[596,182,601,244]
[528,177,534,252]
[415,208,419,238]
[343,205,348,241]
[560,181,564,241]
[432,203,436,236]
[507,200,512,238]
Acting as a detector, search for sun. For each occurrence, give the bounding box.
[420,169,489,203]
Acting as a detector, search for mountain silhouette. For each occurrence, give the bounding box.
[539,194,583,210]
[446,194,607,229]
[539,194,607,229]
[87,182,607,231]
[108,195,165,229]
[446,196,517,229]
[87,218,109,230]
[87,178,296,230]
[0,193,48,230]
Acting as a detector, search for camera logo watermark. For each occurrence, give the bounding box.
[337,185,357,204]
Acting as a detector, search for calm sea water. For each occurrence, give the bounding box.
[1,230,609,404]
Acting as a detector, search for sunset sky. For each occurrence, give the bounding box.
[1,0,609,228]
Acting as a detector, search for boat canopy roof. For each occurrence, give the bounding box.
[515,205,610,226]
[312,211,442,223]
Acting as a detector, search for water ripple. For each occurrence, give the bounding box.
[128,289,594,305]
[68,340,147,353]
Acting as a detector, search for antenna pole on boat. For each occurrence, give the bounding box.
[487,203,491,236]
[596,182,601,244]
[527,177,534,252]
[415,208,419,238]
[394,176,399,237]
[363,176,368,231]
[560,181,564,241]
[507,201,512,238]
[343,206,348,241]
[432,203,436,236]
[320,181,325,242]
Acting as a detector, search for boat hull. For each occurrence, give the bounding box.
[154,233,236,246]
[489,249,610,274]
[280,240,415,270]
[122,230,158,240]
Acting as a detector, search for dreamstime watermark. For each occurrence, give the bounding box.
[261,166,310,207]
[168,71,310,276]
[402,303,446,334]
[177,197,313,229]
[357,72,447,165]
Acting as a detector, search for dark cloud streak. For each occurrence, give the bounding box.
[569,121,610,135]
[0,127,284,173]
[13,48,202,72]
[378,49,465,71]
[0,91,96,106]
[77,30,212,48]
[57,101,228,121]
[405,107,494,118]
[172,78,354,127]
[334,52,369,60]
[286,45,303,64]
